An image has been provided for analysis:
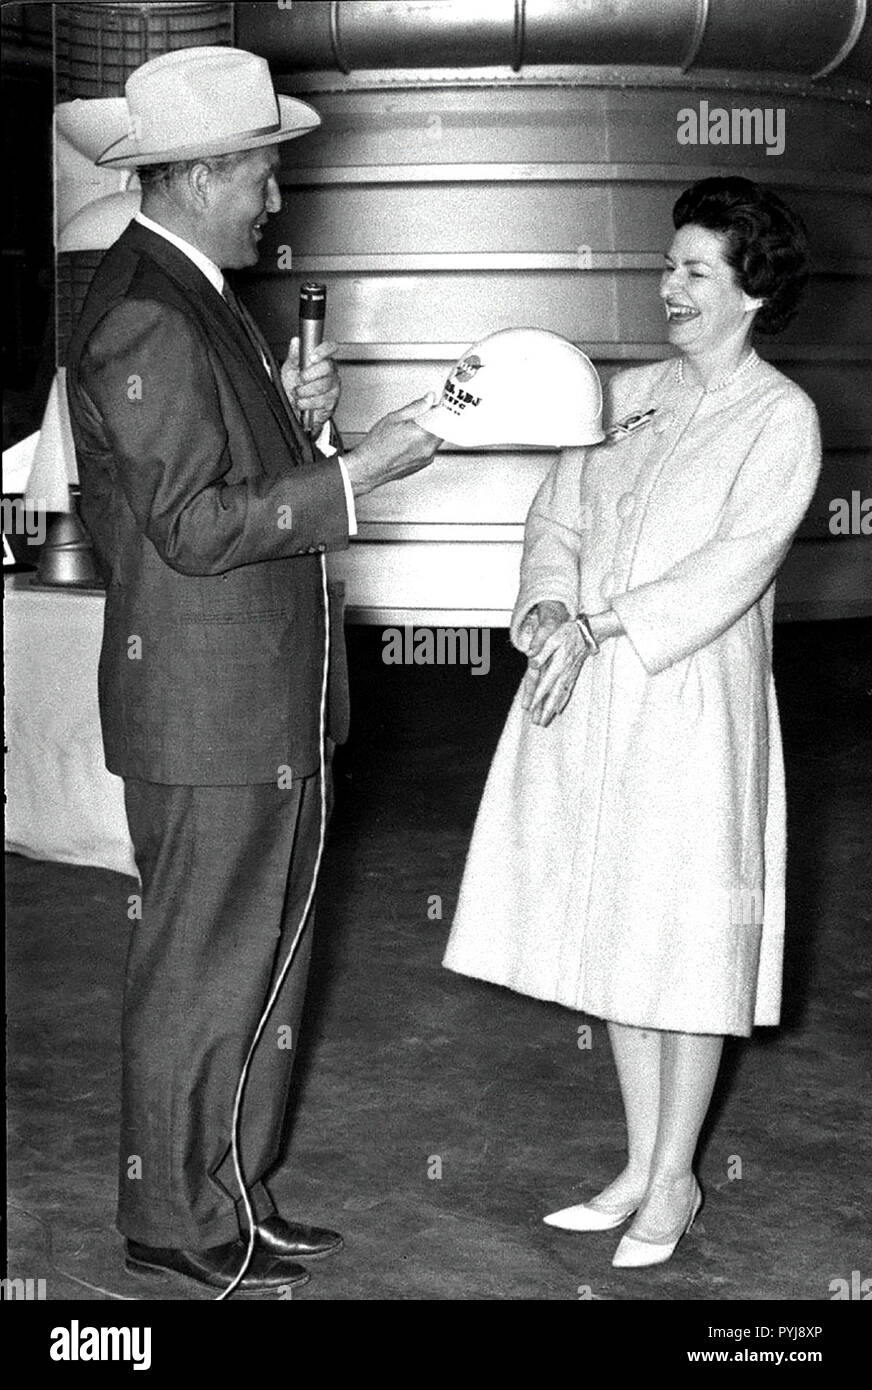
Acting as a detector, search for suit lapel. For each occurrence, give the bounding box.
[121,222,313,464]
[223,277,316,462]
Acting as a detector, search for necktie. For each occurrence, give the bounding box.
[222,280,272,376]
[222,280,313,460]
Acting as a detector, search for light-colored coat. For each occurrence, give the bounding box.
[443,356,821,1035]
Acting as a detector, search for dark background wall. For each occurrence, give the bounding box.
[2,2,54,449]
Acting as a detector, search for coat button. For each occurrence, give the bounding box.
[616,491,636,519]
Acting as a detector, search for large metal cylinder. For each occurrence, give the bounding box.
[237,0,871,622]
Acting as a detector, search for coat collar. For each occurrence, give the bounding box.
[133,211,224,295]
[117,220,313,461]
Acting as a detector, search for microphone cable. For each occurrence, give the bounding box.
[220,282,332,1300]
[218,550,330,1301]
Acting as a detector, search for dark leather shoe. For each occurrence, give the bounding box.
[125,1238,310,1291]
[256,1215,344,1260]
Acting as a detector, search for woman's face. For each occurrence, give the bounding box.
[659,223,761,356]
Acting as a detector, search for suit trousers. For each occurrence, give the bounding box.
[118,771,323,1249]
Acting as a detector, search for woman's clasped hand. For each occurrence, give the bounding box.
[518,600,591,726]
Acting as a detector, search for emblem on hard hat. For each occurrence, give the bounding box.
[442,380,481,415]
[454,354,482,383]
[415,328,605,447]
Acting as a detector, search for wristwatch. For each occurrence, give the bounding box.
[573,611,600,655]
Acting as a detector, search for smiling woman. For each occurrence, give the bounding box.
[661,177,810,391]
[674,179,810,328]
[443,175,822,1269]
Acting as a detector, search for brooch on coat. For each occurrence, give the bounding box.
[605,408,657,442]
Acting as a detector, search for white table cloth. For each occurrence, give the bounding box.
[4,573,137,878]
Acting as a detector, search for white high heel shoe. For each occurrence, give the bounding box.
[611,1178,703,1267]
[543,1200,639,1232]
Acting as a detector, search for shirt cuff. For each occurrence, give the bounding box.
[314,421,357,537]
[313,420,334,456]
[336,456,358,537]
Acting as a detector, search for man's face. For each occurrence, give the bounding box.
[202,146,282,268]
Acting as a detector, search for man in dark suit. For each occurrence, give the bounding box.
[66,46,439,1293]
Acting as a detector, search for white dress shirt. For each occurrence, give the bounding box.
[133,211,357,534]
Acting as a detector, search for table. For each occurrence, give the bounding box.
[4,573,137,878]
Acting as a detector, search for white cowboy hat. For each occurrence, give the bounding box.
[95,46,320,168]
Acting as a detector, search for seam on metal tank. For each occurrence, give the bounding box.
[812,0,868,80]
[512,0,526,74]
[328,0,351,76]
[680,0,710,74]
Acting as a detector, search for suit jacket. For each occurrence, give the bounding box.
[67,220,350,785]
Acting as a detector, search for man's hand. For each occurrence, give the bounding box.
[342,396,441,497]
[280,337,341,430]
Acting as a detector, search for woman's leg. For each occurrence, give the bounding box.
[589,1022,662,1209]
[626,1030,723,1236]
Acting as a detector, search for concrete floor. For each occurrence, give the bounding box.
[6,618,871,1301]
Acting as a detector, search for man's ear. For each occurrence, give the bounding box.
[742,291,765,315]
[188,160,214,209]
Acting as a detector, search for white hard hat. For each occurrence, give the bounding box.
[417,328,604,447]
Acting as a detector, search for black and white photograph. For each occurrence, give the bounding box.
[3,0,870,1344]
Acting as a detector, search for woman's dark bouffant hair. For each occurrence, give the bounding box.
[672,176,810,335]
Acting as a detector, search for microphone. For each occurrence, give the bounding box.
[299,282,326,435]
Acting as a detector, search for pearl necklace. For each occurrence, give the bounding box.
[676,350,760,393]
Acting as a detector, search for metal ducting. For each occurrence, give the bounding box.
[241,0,872,85]
[54,1,235,98]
